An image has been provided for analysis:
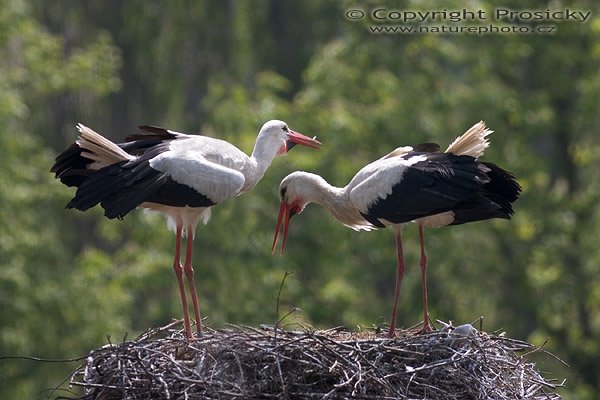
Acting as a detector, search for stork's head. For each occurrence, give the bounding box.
[258,120,321,156]
[272,171,327,254]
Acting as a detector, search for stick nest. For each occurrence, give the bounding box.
[63,321,562,399]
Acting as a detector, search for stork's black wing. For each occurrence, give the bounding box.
[359,153,491,227]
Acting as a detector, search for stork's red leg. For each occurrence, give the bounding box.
[183,227,203,334]
[389,225,405,337]
[173,224,193,339]
[417,224,431,334]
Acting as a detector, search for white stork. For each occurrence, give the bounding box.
[272,122,521,336]
[52,120,321,339]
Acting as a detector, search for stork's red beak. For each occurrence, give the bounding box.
[272,201,293,254]
[286,130,322,152]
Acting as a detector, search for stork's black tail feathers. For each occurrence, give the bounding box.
[51,125,175,188]
[51,125,188,219]
[50,143,95,187]
[65,157,170,220]
[450,162,521,225]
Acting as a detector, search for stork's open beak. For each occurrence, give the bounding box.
[286,130,322,152]
[272,201,293,254]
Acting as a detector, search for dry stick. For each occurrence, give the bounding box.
[273,270,295,399]
[275,270,295,330]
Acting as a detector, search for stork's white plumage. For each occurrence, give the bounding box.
[272,122,521,336]
[52,120,321,339]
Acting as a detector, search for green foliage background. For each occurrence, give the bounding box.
[1,0,599,398]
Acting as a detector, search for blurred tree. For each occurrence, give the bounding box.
[0,1,125,397]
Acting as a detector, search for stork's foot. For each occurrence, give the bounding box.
[414,325,433,335]
[414,318,434,335]
[192,319,205,337]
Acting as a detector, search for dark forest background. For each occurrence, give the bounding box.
[1,1,599,398]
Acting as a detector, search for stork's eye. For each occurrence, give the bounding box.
[279,186,287,199]
[283,125,290,132]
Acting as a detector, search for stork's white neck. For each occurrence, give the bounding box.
[241,139,284,191]
[287,172,373,231]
